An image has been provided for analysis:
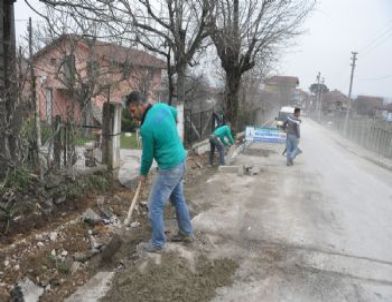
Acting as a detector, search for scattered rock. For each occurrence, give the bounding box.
[51,249,56,257]
[249,166,261,176]
[70,262,82,274]
[61,250,68,257]
[10,284,23,302]
[96,196,105,207]
[113,195,122,204]
[45,175,62,189]
[37,242,45,248]
[44,198,54,207]
[99,206,114,219]
[82,208,101,226]
[4,260,9,267]
[89,235,100,250]
[73,251,94,263]
[35,233,46,241]
[130,221,141,228]
[49,232,58,242]
[42,198,54,214]
[10,278,44,302]
[13,264,20,271]
[54,195,67,205]
[37,277,50,288]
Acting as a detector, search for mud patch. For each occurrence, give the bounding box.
[102,254,238,302]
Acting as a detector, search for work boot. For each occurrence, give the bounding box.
[142,242,163,253]
[171,232,195,243]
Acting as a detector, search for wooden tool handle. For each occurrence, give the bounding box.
[124,180,142,225]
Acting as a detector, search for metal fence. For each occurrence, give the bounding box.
[40,115,103,172]
[318,114,392,159]
[184,109,214,145]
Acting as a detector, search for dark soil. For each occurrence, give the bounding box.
[0,153,215,301]
[103,254,238,302]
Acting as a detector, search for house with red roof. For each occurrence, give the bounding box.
[32,34,166,125]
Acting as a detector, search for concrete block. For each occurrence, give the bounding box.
[65,272,115,302]
[218,165,244,176]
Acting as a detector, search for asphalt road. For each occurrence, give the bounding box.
[192,119,392,302]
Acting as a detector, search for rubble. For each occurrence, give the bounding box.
[11,278,44,302]
[82,208,101,225]
[70,262,83,275]
[64,272,115,302]
[54,195,67,205]
[244,165,262,176]
[61,250,68,257]
[96,196,105,208]
[130,221,141,228]
[73,251,96,263]
[49,232,58,242]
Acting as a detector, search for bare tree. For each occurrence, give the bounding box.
[209,0,315,129]
[0,1,38,182]
[31,5,160,168]
[36,0,214,110]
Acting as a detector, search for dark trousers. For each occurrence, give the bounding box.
[209,136,225,165]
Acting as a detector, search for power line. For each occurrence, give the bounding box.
[358,74,392,81]
[359,20,392,53]
[362,32,392,56]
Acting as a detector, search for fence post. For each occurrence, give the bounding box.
[53,115,62,169]
[102,102,122,175]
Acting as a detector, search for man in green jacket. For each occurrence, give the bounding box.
[209,123,235,166]
[126,92,193,252]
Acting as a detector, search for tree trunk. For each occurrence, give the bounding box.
[175,63,187,140]
[224,71,242,131]
[176,64,187,105]
[0,0,18,177]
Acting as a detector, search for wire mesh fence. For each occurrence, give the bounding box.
[184,109,214,145]
[316,114,392,159]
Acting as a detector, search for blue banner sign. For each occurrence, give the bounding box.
[245,127,286,144]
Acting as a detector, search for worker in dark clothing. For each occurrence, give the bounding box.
[283,107,302,166]
[209,123,234,166]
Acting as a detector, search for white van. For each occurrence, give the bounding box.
[276,106,295,128]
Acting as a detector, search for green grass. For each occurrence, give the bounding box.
[121,132,139,149]
[74,134,96,146]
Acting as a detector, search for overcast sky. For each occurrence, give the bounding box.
[14,0,392,100]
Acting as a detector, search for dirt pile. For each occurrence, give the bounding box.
[103,253,238,302]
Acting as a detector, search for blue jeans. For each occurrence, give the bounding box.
[286,134,300,161]
[148,161,193,248]
[209,135,225,165]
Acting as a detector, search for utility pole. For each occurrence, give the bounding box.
[318,77,325,122]
[316,72,321,121]
[343,51,358,135]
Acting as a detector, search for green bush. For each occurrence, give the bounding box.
[121,108,137,132]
